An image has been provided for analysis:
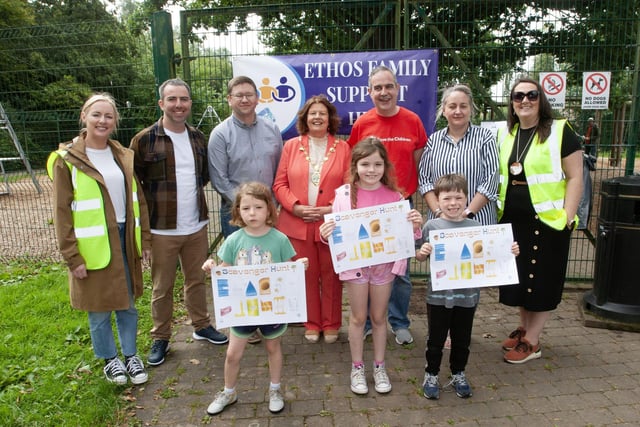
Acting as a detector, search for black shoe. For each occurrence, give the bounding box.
[148,340,169,366]
[193,325,229,345]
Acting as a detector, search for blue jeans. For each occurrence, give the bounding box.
[88,223,138,359]
[388,263,412,330]
[220,200,240,238]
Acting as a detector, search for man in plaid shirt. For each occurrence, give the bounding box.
[130,78,228,367]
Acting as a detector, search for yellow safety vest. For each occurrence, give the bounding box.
[47,150,142,269]
[497,120,577,231]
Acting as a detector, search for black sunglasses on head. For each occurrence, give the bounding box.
[511,90,540,102]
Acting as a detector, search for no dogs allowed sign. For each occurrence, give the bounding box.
[582,71,610,110]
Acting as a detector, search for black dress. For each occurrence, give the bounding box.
[499,122,582,312]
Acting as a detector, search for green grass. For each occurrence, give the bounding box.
[0,261,155,426]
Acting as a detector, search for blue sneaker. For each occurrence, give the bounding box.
[193,325,229,345]
[422,372,439,399]
[147,340,169,366]
[447,371,472,398]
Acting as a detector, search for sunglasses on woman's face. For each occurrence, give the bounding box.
[511,90,540,102]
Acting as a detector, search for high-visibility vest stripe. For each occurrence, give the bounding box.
[74,225,107,238]
[71,198,102,212]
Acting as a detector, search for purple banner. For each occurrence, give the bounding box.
[232,49,438,140]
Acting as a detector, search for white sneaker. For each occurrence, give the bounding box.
[206,390,237,415]
[373,365,392,393]
[350,365,368,394]
[103,357,127,385]
[125,355,148,385]
[268,388,285,413]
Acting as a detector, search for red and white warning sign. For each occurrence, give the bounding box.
[582,71,610,110]
[540,72,566,109]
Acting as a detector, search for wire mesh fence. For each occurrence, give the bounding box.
[1,1,640,283]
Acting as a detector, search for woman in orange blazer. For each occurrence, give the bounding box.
[273,95,351,343]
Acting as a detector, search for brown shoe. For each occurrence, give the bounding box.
[504,338,541,364]
[247,331,262,344]
[323,330,339,344]
[304,330,320,343]
[502,327,526,351]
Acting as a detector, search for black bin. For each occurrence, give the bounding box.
[584,175,640,323]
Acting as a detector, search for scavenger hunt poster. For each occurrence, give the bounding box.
[210,261,307,328]
[324,200,414,274]
[428,224,519,291]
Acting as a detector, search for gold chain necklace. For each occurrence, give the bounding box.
[298,135,338,186]
[509,126,537,175]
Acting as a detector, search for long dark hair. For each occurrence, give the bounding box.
[507,77,554,143]
[348,137,400,208]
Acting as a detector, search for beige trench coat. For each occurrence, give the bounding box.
[50,133,151,312]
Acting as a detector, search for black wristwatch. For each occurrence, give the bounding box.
[466,210,475,219]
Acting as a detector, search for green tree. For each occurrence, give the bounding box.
[0,0,35,28]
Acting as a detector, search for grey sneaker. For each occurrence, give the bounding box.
[422,372,440,399]
[206,390,237,415]
[125,355,148,385]
[268,388,285,413]
[373,365,392,393]
[103,357,127,385]
[350,365,368,394]
[363,327,372,341]
[393,328,414,345]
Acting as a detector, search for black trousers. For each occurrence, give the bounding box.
[425,303,477,375]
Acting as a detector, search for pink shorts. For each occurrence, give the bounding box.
[347,263,395,286]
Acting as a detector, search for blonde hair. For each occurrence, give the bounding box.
[437,84,477,119]
[80,93,120,132]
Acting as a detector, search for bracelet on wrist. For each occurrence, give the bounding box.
[433,208,442,218]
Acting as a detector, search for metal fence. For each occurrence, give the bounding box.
[1,1,639,282]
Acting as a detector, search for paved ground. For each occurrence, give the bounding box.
[132,285,640,426]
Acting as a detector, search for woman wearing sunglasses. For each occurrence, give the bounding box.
[496,77,583,364]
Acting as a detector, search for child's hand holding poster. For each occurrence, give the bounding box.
[324,200,414,273]
[429,224,519,291]
[210,261,307,328]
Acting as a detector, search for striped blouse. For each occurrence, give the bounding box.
[418,124,499,226]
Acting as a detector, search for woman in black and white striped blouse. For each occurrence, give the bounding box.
[418,84,499,227]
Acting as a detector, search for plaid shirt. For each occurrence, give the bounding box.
[130,118,209,230]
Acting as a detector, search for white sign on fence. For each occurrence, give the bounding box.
[540,72,567,109]
[582,71,611,110]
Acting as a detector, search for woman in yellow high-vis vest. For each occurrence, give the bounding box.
[496,77,583,364]
[48,93,151,385]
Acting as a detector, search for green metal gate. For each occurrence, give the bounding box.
[158,0,640,280]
